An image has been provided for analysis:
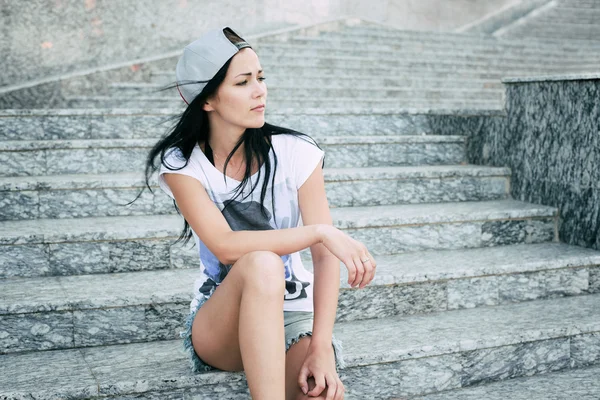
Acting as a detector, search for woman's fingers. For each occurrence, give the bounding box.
[343,257,356,286]
[325,374,339,400]
[308,373,327,397]
[351,255,365,288]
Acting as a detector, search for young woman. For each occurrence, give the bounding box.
[144,26,377,400]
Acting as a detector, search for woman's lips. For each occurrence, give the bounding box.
[252,105,265,111]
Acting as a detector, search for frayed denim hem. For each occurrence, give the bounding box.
[285,331,347,371]
[181,298,347,373]
[180,295,218,373]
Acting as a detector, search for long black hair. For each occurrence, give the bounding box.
[131,30,324,247]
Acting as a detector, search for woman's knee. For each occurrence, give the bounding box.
[236,251,285,294]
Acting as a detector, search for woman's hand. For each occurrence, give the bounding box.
[298,344,344,399]
[316,225,377,289]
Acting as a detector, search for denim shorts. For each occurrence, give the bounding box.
[180,295,346,373]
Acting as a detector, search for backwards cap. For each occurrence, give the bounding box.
[175,26,251,104]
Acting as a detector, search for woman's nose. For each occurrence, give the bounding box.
[253,79,266,97]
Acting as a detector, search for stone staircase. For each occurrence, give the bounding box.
[1,20,600,399]
[58,22,600,111]
[497,0,600,42]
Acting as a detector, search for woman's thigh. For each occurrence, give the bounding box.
[190,250,283,372]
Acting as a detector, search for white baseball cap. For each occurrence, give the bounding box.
[176,26,252,104]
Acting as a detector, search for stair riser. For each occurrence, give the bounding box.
[0,141,465,177]
[504,30,600,40]
[251,46,600,63]
[66,98,502,109]
[317,30,600,47]
[145,76,505,90]
[0,113,444,141]
[339,335,598,399]
[111,83,505,96]
[150,70,508,83]
[0,216,556,279]
[3,332,597,399]
[1,266,596,354]
[101,87,504,100]
[262,35,600,52]
[254,40,600,55]
[0,175,508,220]
[255,56,595,71]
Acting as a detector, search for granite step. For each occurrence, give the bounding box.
[64,96,504,110]
[1,241,599,355]
[95,86,505,101]
[142,54,593,74]
[1,293,599,399]
[109,86,505,100]
[0,199,558,279]
[250,42,600,60]
[0,164,511,220]
[110,79,505,94]
[264,31,600,50]
[502,29,600,40]
[0,108,493,141]
[144,63,583,81]
[411,364,600,400]
[259,35,600,57]
[512,21,600,32]
[321,27,600,47]
[0,135,468,177]
[250,45,600,65]
[231,54,598,71]
[149,69,510,83]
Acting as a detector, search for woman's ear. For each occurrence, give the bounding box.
[202,100,214,112]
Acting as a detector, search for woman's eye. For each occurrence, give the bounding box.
[237,77,266,86]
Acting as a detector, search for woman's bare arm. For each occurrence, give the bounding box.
[163,173,324,265]
[296,159,340,348]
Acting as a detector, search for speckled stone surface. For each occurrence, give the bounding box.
[3,242,599,354]
[413,364,600,400]
[0,135,466,176]
[571,332,600,368]
[0,108,504,140]
[0,165,511,220]
[0,199,558,279]
[429,76,600,253]
[0,134,467,170]
[1,294,600,399]
[502,77,600,251]
[66,96,503,110]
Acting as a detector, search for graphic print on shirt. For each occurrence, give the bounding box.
[199,196,310,301]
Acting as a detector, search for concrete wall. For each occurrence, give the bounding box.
[1,0,515,93]
[0,0,343,89]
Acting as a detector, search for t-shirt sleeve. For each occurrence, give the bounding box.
[157,147,203,201]
[290,135,325,190]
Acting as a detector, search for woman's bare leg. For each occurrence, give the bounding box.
[190,250,286,399]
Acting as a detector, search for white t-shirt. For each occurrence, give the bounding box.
[158,133,325,313]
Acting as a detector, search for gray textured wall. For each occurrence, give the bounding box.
[503,75,600,250]
[431,75,600,251]
[1,0,516,93]
[0,0,343,89]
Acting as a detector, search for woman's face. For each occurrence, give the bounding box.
[203,47,267,129]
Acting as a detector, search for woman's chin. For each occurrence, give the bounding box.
[247,117,265,128]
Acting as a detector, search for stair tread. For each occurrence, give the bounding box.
[0,164,512,190]
[0,199,557,244]
[414,364,600,400]
[1,242,599,314]
[0,134,464,150]
[1,293,599,398]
